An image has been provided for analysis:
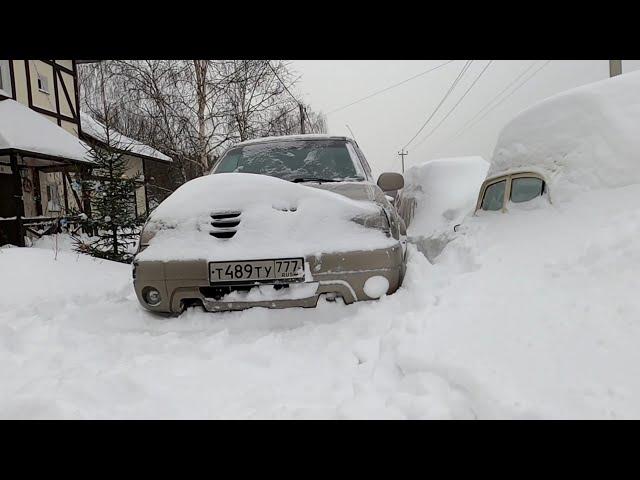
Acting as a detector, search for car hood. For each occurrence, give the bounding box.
[137,173,396,262]
[306,181,386,206]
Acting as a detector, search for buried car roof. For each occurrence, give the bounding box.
[489,70,640,201]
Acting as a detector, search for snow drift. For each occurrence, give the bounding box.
[137,173,396,262]
[491,70,640,201]
[402,157,489,237]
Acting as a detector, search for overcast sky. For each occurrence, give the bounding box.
[291,60,640,176]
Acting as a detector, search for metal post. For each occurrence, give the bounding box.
[299,103,306,134]
[610,60,622,77]
[10,152,25,247]
[398,149,408,174]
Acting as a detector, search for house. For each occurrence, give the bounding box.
[0,60,172,247]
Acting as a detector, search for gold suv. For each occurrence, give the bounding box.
[133,135,407,314]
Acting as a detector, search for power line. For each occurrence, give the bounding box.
[268,61,316,134]
[456,60,552,137]
[403,60,473,150]
[413,60,494,149]
[268,61,300,104]
[326,60,456,115]
[452,60,538,137]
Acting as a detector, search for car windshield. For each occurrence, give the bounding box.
[211,139,365,182]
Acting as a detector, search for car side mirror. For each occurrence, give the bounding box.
[377,172,404,192]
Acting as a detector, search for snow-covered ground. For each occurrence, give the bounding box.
[2,72,640,419]
[2,178,640,420]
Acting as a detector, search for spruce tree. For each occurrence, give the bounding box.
[74,142,144,263]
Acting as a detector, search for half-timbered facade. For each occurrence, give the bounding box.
[0,60,172,247]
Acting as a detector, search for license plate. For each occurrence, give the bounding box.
[209,258,305,284]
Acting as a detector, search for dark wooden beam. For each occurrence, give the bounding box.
[24,60,33,109]
[53,61,62,126]
[56,68,77,119]
[10,152,25,247]
[32,167,43,216]
[9,60,17,100]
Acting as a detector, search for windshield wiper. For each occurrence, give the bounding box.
[290,177,341,183]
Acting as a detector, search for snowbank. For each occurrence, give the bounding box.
[138,173,396,262]
[429,183,640,418]
[491,70,640,201]
[0,246,130,311]
[3,179,640,419]
[401,157,489,237]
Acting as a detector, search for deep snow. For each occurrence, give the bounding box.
[3,72,640,419]
[491,69,640,201]
[3,178,640,419]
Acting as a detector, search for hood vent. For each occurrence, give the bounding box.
[210,211,241,239]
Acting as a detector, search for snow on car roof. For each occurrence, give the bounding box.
[489,70,640,200]
[235,134,353,147]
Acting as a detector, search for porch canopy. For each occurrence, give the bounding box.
[0,99,93,166]
[0,99,94,246]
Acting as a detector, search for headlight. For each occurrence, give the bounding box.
[352,210,390,234]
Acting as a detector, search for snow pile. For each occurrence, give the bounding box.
[3,179,640,419]
[491,70,640,201]
[428,183,640,418]
[402,157,489,237]
[0,246,129,311]
[0,99,91,164]
[138,173,396,262]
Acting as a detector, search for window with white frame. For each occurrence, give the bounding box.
[37,73,50,94]
[0,60,12,97]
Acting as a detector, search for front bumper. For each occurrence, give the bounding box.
[133,242,405,314]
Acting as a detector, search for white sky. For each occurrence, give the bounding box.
[291,60,640,176]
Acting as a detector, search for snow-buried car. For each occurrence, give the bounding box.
[476,70,640,214]
[133,135,407,314]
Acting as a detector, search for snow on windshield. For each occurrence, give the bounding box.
[137,173,395,262]
[212,140,364,181]
[490,70,640,201]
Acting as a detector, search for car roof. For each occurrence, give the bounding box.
[234,134,356,147]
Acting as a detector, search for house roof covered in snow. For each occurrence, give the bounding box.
[490,70,640,200]
[80,113,172,163]
[0,99,93,165]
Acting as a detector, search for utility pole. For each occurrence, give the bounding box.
[398,149,408,174]
[610,60,622,77]
[299,103,306,134]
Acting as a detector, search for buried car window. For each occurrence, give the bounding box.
[212,140,364,181]
[511,177,544,203]
[481,180,506,211]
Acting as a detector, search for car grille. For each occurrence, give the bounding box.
[210,211,241,239]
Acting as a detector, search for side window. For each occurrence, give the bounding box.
[481,180,506,211]
[510,177,544,203]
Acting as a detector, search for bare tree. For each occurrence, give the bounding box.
[77,59,327,205]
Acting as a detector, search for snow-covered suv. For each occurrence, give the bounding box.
[133,135,407,314]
